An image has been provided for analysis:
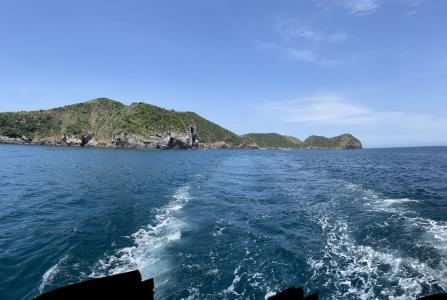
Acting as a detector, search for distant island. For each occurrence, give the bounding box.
[0,98,362,150]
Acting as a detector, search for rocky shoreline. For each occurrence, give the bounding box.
[0,134,259,150]
[0,134,362,150]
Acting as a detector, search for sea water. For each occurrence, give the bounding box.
[0,145,446,299]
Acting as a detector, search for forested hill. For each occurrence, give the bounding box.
[0,98,362,150]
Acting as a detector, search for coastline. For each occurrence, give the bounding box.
[0,137,362,151]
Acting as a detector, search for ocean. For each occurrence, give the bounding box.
[0,145,446,299]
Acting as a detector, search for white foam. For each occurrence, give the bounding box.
[212,226,225,237]
[382,198,419,205]
[90,184,191,281]
[345,182,418,207]
[181,287,201,300]
[223,265,242,296]
[309,214,447,299]
[215,239,279,299]
[39,254,70,293]
[264,290,277,299]
[345,182,447,253]
[363,193,419,213]
[407,216,447,253]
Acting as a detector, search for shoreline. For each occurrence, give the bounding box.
[0,139,363,151]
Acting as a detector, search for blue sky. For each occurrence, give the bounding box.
[0,0,446,147]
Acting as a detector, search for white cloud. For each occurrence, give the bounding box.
[258,94,447,147]
[284,48,318,62]
[310,0,426,15]
[260,95,378,124]
[311,0,381,14]
[289,27,321,41]
[276,22,322,42]
[400,0,425,7]
[260,19,348,64]
[275,19,348,44]
[343,0,381,14]
[256,42,319,63]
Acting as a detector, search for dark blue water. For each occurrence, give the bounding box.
[1,145,446,299]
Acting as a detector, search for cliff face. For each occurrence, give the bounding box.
[0,98,363,150]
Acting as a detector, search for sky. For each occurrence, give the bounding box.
[0,0,446,148]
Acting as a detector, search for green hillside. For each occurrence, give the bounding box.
[241,133,302,148]
[0,98,242,144]
[302,134,362,149]
[0,98,362,149]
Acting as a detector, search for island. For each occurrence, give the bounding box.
[0,98,362,150]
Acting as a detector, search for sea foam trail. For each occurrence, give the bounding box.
[308,216,447,300]
[38,255,70,293]
[307,182,447,299]
[90,184,191,281]
[347,182,447,253]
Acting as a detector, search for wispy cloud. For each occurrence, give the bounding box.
[311,0,381,15]
[310,0,426,15]
[256,42,319,63]
[339,0,381,14]
[257,93,447,147]
[285,48,318,62]
[401,0,426,16]
[260,95,378,124]
[256,94,447,146]
[257,18,348,64]
[275,18,348,44]
[259,94,447,126]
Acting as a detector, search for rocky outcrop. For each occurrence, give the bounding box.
[106,132,196,149]
[0,131,198,150]
[0,136,29,144]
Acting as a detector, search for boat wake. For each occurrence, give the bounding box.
[307,182,447,299]
[90,184,192,282]
[38,255,71,293]
[349,183,447,254]
[308,216,446,299]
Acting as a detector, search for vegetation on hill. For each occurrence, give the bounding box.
[0,98,242,144]
[242,133,302,148]
[179,111,243,144]
[0,98,362,149]
[302,134,362,149]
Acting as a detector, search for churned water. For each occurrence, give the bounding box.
[0,145,446,299]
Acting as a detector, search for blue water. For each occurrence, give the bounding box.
[1,145,446,299]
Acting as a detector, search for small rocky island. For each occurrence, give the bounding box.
[0,98,362,150]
